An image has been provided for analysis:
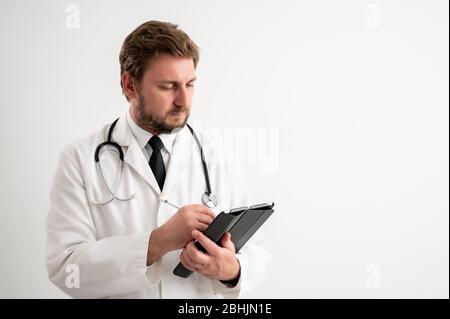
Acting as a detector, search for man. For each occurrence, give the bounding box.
[46,21,270,298]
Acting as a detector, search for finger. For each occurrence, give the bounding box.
[221,232,235,252]
[188,204,215,216]
[183,205,215,221]
[191,230,221,256]
[196,222,209,232]
[189,204,215,218]
[196,213,214,225]
[186,241,210,264]
[198,207,216,219]
[183,246,205,269]
[180,251,197,272]
[183,204,205,210]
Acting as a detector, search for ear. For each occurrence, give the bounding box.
[121,72,138,101]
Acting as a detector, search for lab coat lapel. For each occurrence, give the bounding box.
[125,138,162,195]
[161,125,203,205]
[160,127,187,200]
[113,114,161,195]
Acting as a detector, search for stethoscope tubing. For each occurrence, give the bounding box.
[91,118,216,208]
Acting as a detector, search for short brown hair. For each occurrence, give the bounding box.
[119,21,200,101]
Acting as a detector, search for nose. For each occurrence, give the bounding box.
[174,86,190,108]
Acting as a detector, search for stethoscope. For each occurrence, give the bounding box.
[91,118,218,208]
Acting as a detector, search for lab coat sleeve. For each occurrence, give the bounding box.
[211,160,272,298]
[45,144,160,298]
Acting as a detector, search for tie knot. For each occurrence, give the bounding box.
[148,135,164,151]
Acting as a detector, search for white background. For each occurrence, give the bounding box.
[0,0,448,298]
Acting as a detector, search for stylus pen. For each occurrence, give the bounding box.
[159,197,181,209]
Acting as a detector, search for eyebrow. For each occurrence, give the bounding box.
[157,77,197,84]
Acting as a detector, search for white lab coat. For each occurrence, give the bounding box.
[46,113,271,299]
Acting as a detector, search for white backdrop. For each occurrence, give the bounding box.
[0,0,448,298]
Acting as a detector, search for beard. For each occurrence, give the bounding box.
[135,92,190,134]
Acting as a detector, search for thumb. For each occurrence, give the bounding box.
[221,232,235,252]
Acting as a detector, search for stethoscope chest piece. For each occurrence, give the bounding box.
[202,192,217,208]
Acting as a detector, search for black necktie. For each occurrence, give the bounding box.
[148,135,166,190]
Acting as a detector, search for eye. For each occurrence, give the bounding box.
[186,83,195,88]
[159,84,175,90]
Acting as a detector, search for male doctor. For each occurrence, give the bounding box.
[46,20,271,298]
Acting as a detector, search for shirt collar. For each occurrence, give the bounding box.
[126,109,180,154]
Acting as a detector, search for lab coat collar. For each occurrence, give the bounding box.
[111,111,190,196]
[112,113,132,147]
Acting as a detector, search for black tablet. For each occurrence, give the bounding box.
[173,202,275,278]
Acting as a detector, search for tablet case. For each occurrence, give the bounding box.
[173,202,275,278]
